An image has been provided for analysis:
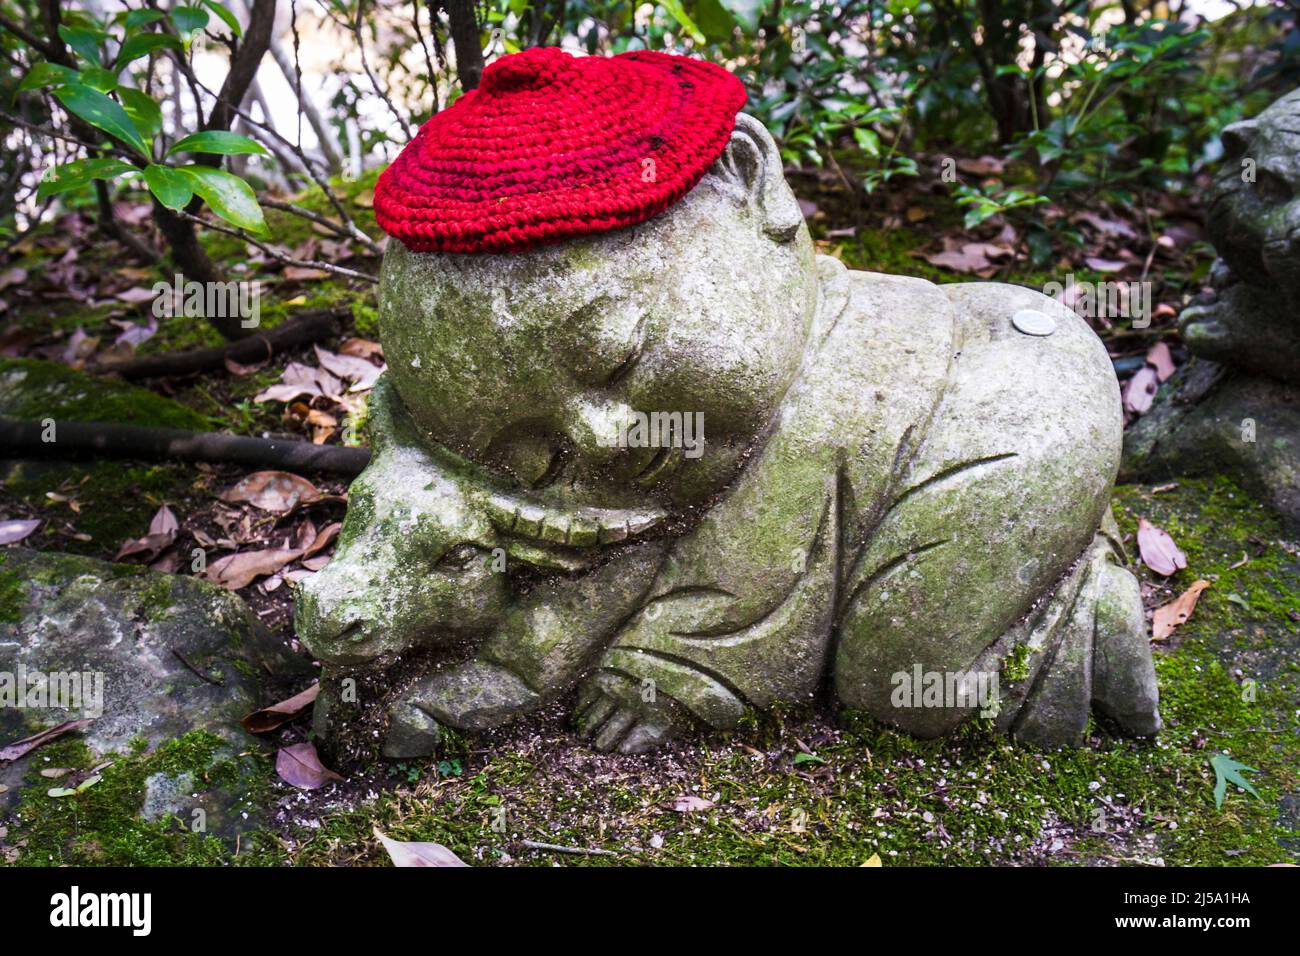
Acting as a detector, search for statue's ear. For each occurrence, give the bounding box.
[711,113,804,243]
[1220,119,1258,159]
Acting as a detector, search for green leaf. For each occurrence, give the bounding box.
[77,66,118,93]
[18,62,81,92]
[714,0,766,32]
[36,157,138,200]
[853,128,881,157]
[115,32,183,68]
[124,9,167,29]
[171,6,211,34]
[58,25,105,65]
[200,0,243,37]
[1210,753,1261,809]
[143,164,195,210]
[53,83,150,157]
[178,164,267,234]
[167,130,267,158]
[659,0,706,44]
[792,752,826,766]
[119,88,163,139]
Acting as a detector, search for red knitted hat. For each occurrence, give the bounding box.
[373,47,747,254]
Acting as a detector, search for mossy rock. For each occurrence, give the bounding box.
[0,548,312,859]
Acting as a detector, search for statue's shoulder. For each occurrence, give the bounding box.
[809,254,958,370]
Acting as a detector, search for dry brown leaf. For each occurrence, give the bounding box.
[1146,341,1176,382]
[115,504,178,561]
[0,719,94,765]
[307,408,337,444]
[339,338,384,361]
[1153,579,1210,641]
[282,266,330,281]
[373,826,468,867]
[205,547,304,589]
[304,522,341,558]
[314,345,383,391]
[241,682,320,733]
[1123,366,1159,416]
[1137,517,1188,577]
[220,471,324,513]
[275,742,344,789]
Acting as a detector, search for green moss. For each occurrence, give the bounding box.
[0,358,210,430]
[281,475,1297,867]
[6,731,284,867]
[1,459,199,557]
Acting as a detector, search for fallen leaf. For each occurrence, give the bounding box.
[1084,257,1127,273]
[956,155,1004,176]
[253,382,321,403]
[220,471,325,513]
[0,518,40,545]
[373,826,468,867]
[1146,341,1176,382]
[0,267,28,291]
[282,266,330,281]
[314,345,383,391]
[307,408,337,444]
[339,338,383,361]
[275,742,344,789]
[1152,579,1210,640]
[1123,366,1159,415]
[115,504,179,561]
[240,682,320,733]
[1137,517,1188,576]
[112,316,158,348]
[1210,753,1261,809]
[0,719,94,765]
[224,354,269,376]
[669,795,715,812]
[114,286,156,304]
[205,546,304,590]
[303,522,341,558]
[861,853,883,867]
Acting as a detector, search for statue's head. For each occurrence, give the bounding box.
[372,49,815,537]
[1211,87,1300,303]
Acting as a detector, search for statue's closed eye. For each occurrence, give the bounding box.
[435,543,482,571]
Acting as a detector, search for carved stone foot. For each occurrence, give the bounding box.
[574,671,686,754]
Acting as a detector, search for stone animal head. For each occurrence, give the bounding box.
[294,421,512,666]
[378,114,816,522]
[1211,88,1300,304]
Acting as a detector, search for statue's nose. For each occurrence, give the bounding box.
[563,397,647,470]
[486,399,647,487]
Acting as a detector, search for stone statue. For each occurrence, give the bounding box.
[1124,88,1300,529]
[294,48,1160,761]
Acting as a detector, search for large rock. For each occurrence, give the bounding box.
[0,548,307,830]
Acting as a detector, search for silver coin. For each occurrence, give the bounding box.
[1012,308,1057,336]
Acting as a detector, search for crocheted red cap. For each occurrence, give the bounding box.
[373,47,747,254]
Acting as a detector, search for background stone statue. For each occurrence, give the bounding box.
[1123,88,1300,529]
[294,50,1159,761]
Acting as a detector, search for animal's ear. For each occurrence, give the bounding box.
[1220,119,1258,159]
[711,113,804,243]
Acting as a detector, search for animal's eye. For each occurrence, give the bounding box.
[435,543,481,571]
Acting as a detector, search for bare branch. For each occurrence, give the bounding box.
[175,209,379,284]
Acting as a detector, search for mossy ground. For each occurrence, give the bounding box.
[4,732,281,866]
[5,476,1291,867]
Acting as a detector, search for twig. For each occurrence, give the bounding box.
[173,649,225,686]
[175,210,379,284]
[260,198,383,256]
[352,0,413,140]
[518,840,623,857]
